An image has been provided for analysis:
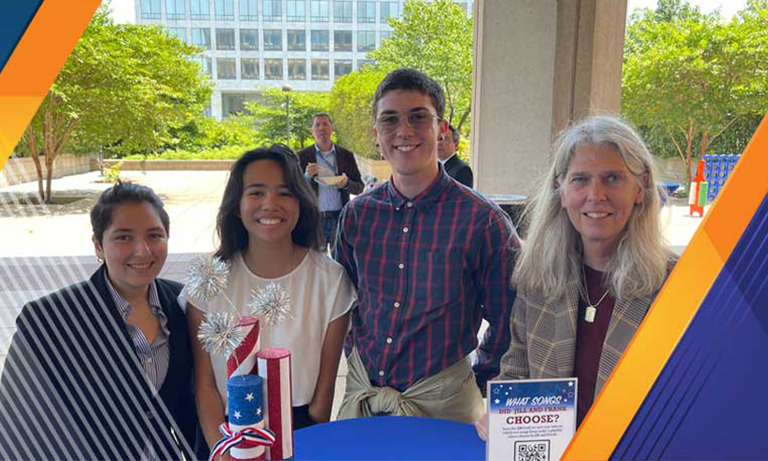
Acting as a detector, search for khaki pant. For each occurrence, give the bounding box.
[337,348,484,423]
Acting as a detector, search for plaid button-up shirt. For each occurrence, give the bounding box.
[335,167,519,391]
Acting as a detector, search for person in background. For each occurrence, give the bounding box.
[297,113,364,252]
[0,182,203,460]
[475,115,676,439]
[438,123,473,188]
[335,68,519,423]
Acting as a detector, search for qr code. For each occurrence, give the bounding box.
[513,440,550,461]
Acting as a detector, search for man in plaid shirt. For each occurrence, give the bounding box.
[335,68,519,422]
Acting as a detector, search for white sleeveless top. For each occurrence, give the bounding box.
[181,250,356,409]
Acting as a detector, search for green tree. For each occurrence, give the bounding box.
[622,1,768,185]
[19,7,211,202]
[243,89,330,149]
[330,70,387,159]
[368,0,473,131]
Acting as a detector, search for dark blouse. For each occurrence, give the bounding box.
[574,264,616,426]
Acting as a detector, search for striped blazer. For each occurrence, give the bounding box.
[499,260,674,398]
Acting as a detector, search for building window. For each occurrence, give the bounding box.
[214,0,234,20]
[263,0,282,21]
[311,1,329,22]
[239,0,258,20]
[217,58,236,79]
[357,59,374,69]
[311,30,329,51]
[380,2,399,23]
[311,59,329,80]
[380,30,391,41]
[190,0,210,19]
[166,0,186,19]
[286,0,306,21]
[241,58,259,79]
[192,57,212,76]
[357,1,375,23]
[141,0,161,19]
[287,30,306,51]
[216,28,235,50]
[333,1,352,22]
[265,59,283,79]
[334,30,352,52]
[166,27,187,43]
[191,28,211,50]
[357,30,375,52]
[334,59,352,77]
[288,59,306,79]
[240,28,259,50]
[263,29,283,51]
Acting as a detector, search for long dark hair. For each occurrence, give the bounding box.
[214,144,321,261]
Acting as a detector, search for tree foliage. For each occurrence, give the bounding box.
[368,0,473,131]
[622,0,768,185]
[329,70,387,159]
[242,89,330,150]
[19,7,211,202]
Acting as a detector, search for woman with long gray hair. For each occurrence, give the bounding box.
[477,115,675,436]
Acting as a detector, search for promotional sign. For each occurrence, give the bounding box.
[487,379,577,461]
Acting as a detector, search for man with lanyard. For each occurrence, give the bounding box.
[298,113,364,252]
[438,123,474,188]
[334,68,519,423]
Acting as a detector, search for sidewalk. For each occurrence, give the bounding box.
[0,170,703,418]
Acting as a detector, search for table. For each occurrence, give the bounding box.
[294,416,486,460]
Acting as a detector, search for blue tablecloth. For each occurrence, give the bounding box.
[294,416,485,460]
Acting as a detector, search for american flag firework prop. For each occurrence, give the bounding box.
[209,374,275,461]
[227,316,260,377]
[257,348,293,460]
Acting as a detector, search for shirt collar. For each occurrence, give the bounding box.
[105,275,163,319]
[438,153,457,165]
[314,143,336,155]
[386,163,453,212]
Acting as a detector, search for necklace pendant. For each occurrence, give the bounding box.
[585,306,597,323]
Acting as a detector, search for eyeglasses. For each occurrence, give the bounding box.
[375,111,440,135]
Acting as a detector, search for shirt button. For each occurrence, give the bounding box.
[398,263,404,269]
[386,337,393,344]
[403,227,409,233]
[396,207,400,211]
[394,301,400,308]
[378,370,385,377]
[147,357,153,363]
[407,202,413,208]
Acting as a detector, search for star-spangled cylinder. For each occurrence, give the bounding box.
[228,374,267,460]
[257,347,293,460]
[227,316,260,378]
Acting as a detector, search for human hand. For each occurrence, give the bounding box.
[335,173,349,189]
[306,162,319,177]
[474,412,488,441]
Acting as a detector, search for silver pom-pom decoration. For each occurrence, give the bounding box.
[247,282,292,326]
[197,312,246,356]
[185,254,230,302]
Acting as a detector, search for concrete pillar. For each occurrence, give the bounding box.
[470,0,627,197]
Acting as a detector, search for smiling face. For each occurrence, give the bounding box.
[93,202,168,297]
[373,89,447,188]
[560,142,644,258]
[239,159,300,248]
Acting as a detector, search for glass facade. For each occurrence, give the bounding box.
[286,0,306,21]
[265,58,283,79]
[242,58,259,79]
[240,28,259,50]
[357,30,375,52]
[311,1,329,22]
[334,30,352,52]
[166,0,186,20]
[289,59,307,79]
[311,59,330,80]
[239,0,258,21]
[358,1,375,23]
[141,0,161,19]
[334,59,353,77]
[191,27,211,50]
[214,0,234,20]
[263,0,282,21]
[311,30,329,51]
[287,30,307,51]
[264,29,283,51]
[190,0,210,19]
[216,28,236,50]
[217,58,237,79]
[333,1,352,22]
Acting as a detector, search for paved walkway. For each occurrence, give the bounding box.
[0,170,704,418]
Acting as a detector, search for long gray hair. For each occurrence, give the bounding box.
[513,115,671,301]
